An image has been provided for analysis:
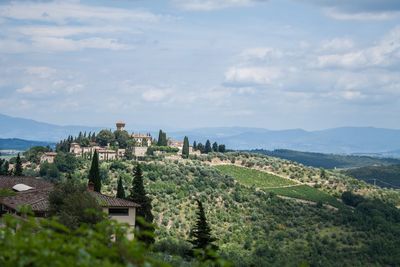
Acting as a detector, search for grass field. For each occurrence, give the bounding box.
[264,185,342,208]
[215,165,297,187]
[215,165,343,208]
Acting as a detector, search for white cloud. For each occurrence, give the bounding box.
[16,25,134,38]
[141,88,172,102]
[325,8,400,21]
[340,90,364,100]
[30,36,131,52]
[0,39,30,53]
[16,85,35,94]
[26,66,57,78]
[0,1,160,24]
[225,66,282,86]
[320,38,354,52]
[172,0,261,11]
[240,47,283,61]
[316,27,400,69]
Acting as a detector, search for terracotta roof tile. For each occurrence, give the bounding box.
[89,191,140,207]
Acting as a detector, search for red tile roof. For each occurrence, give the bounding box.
[89,191,140,208]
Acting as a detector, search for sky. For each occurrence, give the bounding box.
[0,0,400,131]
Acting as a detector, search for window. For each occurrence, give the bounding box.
[108,208,129,216]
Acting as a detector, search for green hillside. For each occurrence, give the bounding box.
[17,151,400,266]
[215,165,342,208]
[252,149,400,169]
[214,165,296,187]
[344,164,400,189]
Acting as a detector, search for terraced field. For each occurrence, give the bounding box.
[215,165,343,208]
[215,165,296,187]
[264,185,343,208]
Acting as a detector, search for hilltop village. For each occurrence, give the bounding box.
[40,121,210,164]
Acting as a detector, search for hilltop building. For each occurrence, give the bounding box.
[116,121,126,131]
[69,122,151,160]
[131,133,152,147]
[168,139,194,153]
[40,152,58,164]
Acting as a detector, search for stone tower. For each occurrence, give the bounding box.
[116,121,126,131]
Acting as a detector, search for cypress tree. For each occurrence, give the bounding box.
[91,132,96,142]
[88,151,101,192]
[182,136,190,158]
[14,153,23,176]
[3,161,9,175]
[161,132,168,146]
[193,141,197,150]
[116,177,125,199]
[157,130,163,146]
[190,200,217,251]
[197,143,204,153]
[218,144,226,153]
[212,142,218,152]
[128,163,154,244]
[205,140,212,154]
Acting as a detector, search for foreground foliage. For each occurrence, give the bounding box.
[0,215,168,267]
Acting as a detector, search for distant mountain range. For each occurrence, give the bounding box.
[0,113,102,142]
[1,113,400,156]
[0,138,54,151]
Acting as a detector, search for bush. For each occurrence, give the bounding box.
[0,215,168,267]
[48,180,104,229]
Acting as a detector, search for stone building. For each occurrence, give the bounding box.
[131,133,152,147]
[40,152,58,164]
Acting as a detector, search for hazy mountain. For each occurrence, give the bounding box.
[169,127,400,155]
[1,113,400,155]
[0,138,54,151]
[0,113,102,142]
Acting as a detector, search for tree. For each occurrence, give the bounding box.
[193,141,197,151]
[197,143,204,153]
[114,130,130,148]
[54,152,78,173]
[218,144,226,153]
[128,164,155,244]
[48,180,104,229]
[39,162,60,181]
[212,142,218,152]
[116,177,125,199]
[320,168,326,178]
[96,129,114,146]
[190,200,217,253]
[182,136,190,158]
[14,153,23,176]
[204,140,212,154]
[2,161,9,175]
[157,130,168,146]
[88,151,101,192]
[23,146,51,164]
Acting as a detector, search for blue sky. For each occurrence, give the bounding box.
[0,0,400,130]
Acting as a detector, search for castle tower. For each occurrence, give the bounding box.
[116,121,126,131]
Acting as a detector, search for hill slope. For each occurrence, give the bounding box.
[0,138,54,151]
[252,149,400,169]
[171,126,400,154]
[0,113,102,142]
[344,164,400,189]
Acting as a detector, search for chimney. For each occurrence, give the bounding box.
[88,181,95,191]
